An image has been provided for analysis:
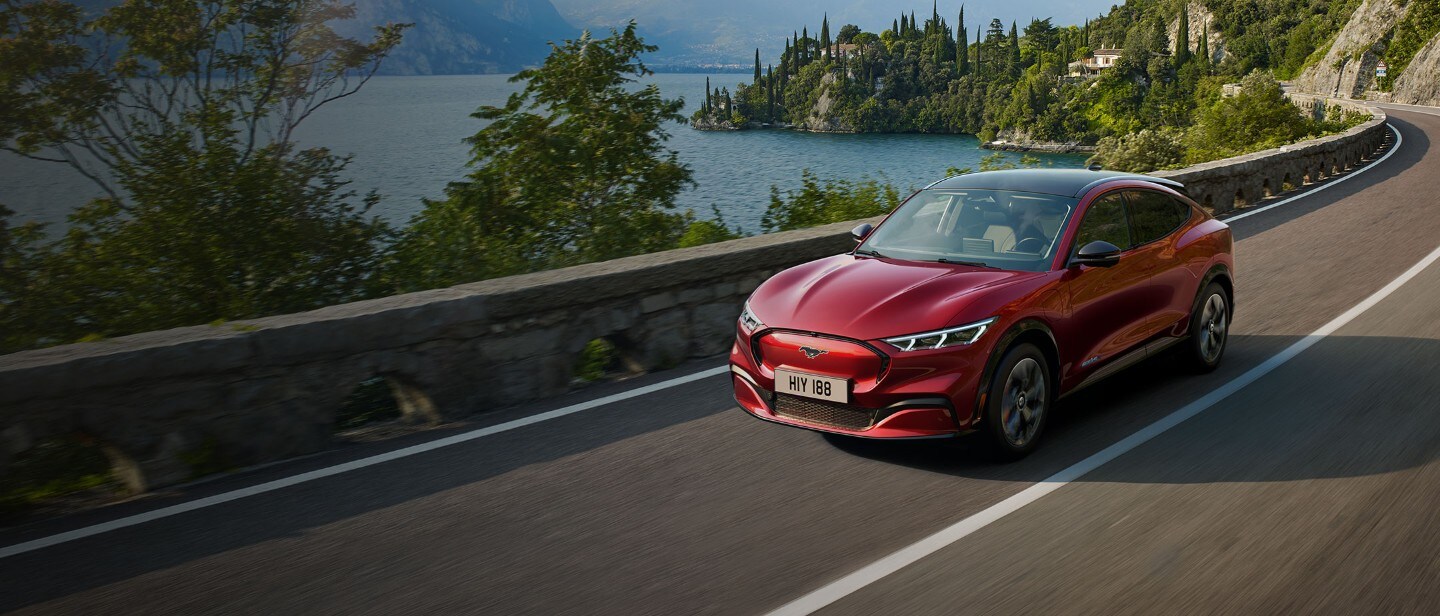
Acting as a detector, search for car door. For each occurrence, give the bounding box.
[1059,191,1155,384]
[1123,189,1198,336]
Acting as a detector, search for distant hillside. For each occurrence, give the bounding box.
[337,0,579,74]
[70,0,578,75]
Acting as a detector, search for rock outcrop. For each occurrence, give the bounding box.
[1294,0,1409,98]
[1392,34,1440,105]
[1171,1,1228,64]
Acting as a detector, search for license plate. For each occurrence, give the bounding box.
[775,369,849,403]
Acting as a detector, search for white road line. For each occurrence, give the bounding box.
[766,138,1423,616]
[0,365,731,560]
[1223,123,1401,223]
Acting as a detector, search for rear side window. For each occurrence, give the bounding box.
[1074,193,1130,251]
[1125,190,1192,245]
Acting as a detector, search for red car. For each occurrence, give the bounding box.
[730,169,1234,457]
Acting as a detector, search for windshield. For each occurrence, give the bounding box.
[857,189,1077,272]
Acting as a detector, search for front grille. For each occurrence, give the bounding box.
[774,394,878,430]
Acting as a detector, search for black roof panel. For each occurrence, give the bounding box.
[927,169,1183,198]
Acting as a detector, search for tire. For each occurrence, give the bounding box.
[978,342,1051,460]
[1183,282,1231,373]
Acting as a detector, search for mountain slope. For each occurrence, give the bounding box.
[337,0,578,74]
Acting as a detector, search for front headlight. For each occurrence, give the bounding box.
[739,300,765,333]
[883,317,997,351]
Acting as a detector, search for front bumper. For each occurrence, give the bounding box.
[729,327,988,439]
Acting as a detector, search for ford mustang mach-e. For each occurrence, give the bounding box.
[729,169,1234,457]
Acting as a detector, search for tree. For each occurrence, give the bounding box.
[389,24,694,291]
[1197,19,1209,66]
[1024,18,1058,56]
[837,24,861,45]
[0,0,404,347]
[1010,21,1022,74]
[754,48,762,81]
[957,8,969,74]
[1175,4,1192,65]
[820,14,831,52]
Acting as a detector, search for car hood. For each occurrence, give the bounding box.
[749,255,1042,341]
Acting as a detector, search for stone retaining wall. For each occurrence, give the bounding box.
[1154,96,1389,215]
[0,99,1391,493]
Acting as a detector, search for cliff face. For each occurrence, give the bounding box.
[1294,0,1408,97]
[1171,1,1228,65]
[1392,34,1440,105]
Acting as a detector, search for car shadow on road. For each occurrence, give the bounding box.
[823,334,1440,487]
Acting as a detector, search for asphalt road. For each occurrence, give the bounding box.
[3,107,1439,615]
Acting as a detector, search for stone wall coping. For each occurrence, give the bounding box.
[0,217,879,402]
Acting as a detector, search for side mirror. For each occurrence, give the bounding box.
[851,223,874,243]
[1071,240,1122,268]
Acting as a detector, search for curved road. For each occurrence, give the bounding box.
[3,106,1440,615]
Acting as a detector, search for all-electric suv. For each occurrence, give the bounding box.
[730,169,1234,457]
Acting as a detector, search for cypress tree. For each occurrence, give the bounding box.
[1009,21,1021,74]
[893,18,899,36]
[754,48,762,82]
[766,65,774,121]
[705,77,712,114]
[958,12,969,74]
[821,15,831,52]
[932,1,939,34]
[1175,5,1191,65]
[802,27,809,64]
[910,12,917,35]
[975,25,983,78]
[1197,19,1209,66]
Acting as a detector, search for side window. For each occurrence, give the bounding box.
[1125,190,1192,245]
[1074,193,1130,251]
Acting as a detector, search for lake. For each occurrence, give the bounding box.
[0,73,1088,233]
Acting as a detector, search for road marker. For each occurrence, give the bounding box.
[0,365,730,560]
[765,130,1433,616]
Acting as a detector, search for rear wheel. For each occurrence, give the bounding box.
[978,343,1051,460]
[1183,282,1231,373]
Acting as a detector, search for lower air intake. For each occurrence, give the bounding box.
[774,394,878,430]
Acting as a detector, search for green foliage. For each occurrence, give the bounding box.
[678,207,746,247]
[760,171,900,233]
[0,437,118,521]
[0,0,403,352]
[389,24,694,292]
[337,377,403,430]
[1187,71,1317,161]
[1091,128,1188,172]
[575,338,618,382]
[1380,0,1440,90]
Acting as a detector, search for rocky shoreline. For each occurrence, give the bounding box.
[689,122,1097,152]
[981,140,1096,154]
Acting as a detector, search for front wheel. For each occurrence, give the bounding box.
[1183,282,1231,373]
[978,343,1051,460]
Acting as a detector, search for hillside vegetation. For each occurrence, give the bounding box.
[694,0,1369,166]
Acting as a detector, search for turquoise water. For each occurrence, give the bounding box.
[0,73,1087,233]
